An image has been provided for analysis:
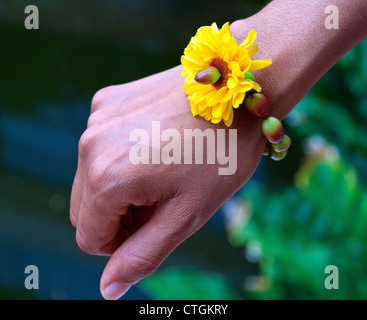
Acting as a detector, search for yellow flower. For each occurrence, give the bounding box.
[181,22,272,127]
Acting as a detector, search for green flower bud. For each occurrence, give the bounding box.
[271,149,288,161]
[272,134,291,152]
[262,117,284,144]
[195,66,221,85]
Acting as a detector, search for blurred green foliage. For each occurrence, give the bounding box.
[140,267,240,300]
[229,151,367,299]
[139,39,367,300]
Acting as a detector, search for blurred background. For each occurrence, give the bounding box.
[0,0,366,300]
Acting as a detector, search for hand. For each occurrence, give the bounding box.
[70,65,266,300]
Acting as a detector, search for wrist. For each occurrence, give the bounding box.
[230,0,367,121]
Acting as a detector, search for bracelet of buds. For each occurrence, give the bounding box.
[242,76,291,161]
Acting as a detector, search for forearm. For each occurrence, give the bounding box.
[231,0,367,120]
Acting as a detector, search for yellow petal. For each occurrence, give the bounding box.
[212,103,224,118]
[237,80,253,93]
[239,30,257,49]
[249,59,272,71]
[204,108,212,121]
[191,105,199,116]
[218,22,231,39]
[223,31,231,43]
[223,108,234,127]
[194,86,216,103]
[199,41,217,56]
[184,80,200,93]
[183,72,196,83]
[247,43,258,57]
[210,22,219,33]
[219,43,232,62]
[182,67,194,77]
[206,91,218,106]
[216,87,232,102]
[228,61,241,75]
[181,56,203,70]
[184,47,204,63]
[198,106,208,117]
[223,104,231,121]
[232,92,246,108]
[211,117,222,124]
[181,54,205,67]
[251,81,262,92]
[238,55,251,71]
[227,76,238,89]
[195,98,208,111]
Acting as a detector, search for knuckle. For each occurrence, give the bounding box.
[87,110,103,128]
[86,156,111,193]
[91,88,108,113]
[86,113,98,128]
[78,128,97,159]
[91,85,116,113]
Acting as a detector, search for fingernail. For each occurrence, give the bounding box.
[102,282,127,300]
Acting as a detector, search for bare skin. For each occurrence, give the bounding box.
[70,0,367,299]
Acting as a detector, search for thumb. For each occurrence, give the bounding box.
[100,200,198,300]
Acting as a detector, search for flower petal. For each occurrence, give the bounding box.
[218,22,231,40]
[238,55,251,71]
[194,85,216,103]
[191,105,199,116]
[237,80,254,93]
[232,91,246,108]
[181,56,204,70]
[215,87,232,102]
[223,107,234,127]
[249,59,272,71]
[250,80,262,92]
[210,22,219,33]
[247,43,258,57]
[197,100,208,112]
[211,116,222,124]
[182,54,205,66]
[212,103,225,118]
[228,61,242,75]
[227,76,238,89]
[203,108,212,121]
[206,90,218,105]
[239,30,257,49]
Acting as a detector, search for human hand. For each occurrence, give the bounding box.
[69,64,266,300]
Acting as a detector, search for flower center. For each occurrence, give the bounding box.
[210,58,230,90]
